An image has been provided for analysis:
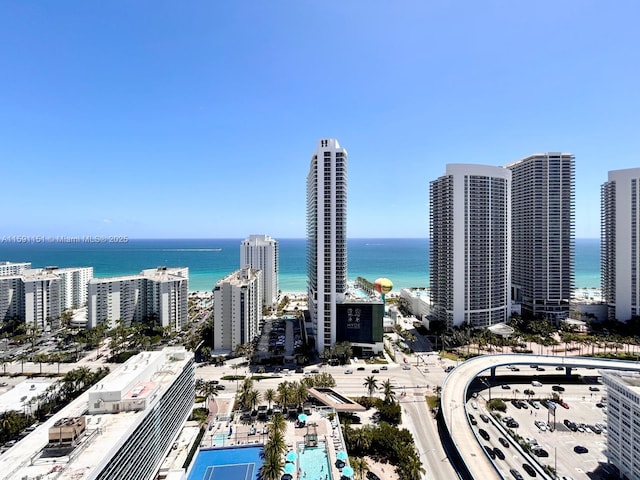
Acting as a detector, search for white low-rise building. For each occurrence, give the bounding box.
[601,370,640,480]
[0,347,194,480]
[88,267,188,331]
[0,261,31,276]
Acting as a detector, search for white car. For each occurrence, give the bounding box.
[471,401,478,410]
[402,364,411,370]
[344,369,353,374]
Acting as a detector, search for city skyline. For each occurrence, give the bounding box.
[3,2,640,239]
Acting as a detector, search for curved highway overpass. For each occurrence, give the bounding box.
[441,354,640,480]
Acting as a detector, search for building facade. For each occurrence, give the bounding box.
[601,168,640,322]
[23,269,62,330]
[0,275,24,322]
[53,266,94,310]
[0,261,31,276]
[0,347,194,480]
[212,266,262,352]
[240,234,278,308]
[601,370,640,480]
[306,138,348,351]
[506,153,575,321]
[87,267,189,330]
[430,164,511,328]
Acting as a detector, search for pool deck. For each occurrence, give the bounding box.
[200,397,347,480]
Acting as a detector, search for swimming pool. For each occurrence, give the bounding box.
[211,432,228,447]
[187,445,263,480]
[298,441,332,480]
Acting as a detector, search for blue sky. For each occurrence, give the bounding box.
[2,1,639,239]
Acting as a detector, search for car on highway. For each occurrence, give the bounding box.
[0,382,7,387]
[344,369,353,374]
[484,445,496,459]
[510,468,524,480]
[499,437,510,448]
[555,366,565,371]
[371,369,379,373]
[589,386,600,391]
[380,366,388,370]
[471,401,478,410]
[522,463,537,477]
[493,447,505,460]
[501,384,511,389]
[531,380,542,387]
[479,414,490,423]
[552,385,565,392]
[357,366,365,371]
[478,429,490,441]
[574,445,588,454]
[468,414,477,425]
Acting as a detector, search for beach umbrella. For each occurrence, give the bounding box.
[342,466,354,477]
[284,463,296,474]
[285,451,298,462]
[298,413,308,422]
[281,475,293,480]
[336,451,348,461]
[335,459,346,469]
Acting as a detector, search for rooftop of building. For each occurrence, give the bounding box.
[602,370,640,391]
[0,347,193,480]
[216,266,262,287]
[89,266,188,284]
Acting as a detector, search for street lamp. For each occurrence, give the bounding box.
[480,377,492,401]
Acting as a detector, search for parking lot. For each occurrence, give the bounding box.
[469,367,614,480]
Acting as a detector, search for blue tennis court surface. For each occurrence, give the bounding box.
[187,445,263,480]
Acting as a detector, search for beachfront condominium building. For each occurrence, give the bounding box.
[52,266,94,310]
[601,168,640,322]
[240,234,278,308]
[87,267,189,330]
[0,275,23,322]
[213,266,262,352]
[600,370,640,480]
[506,153,575,321]
[0,265,92,327]
[0,347,194,480]
[307,138,348,352]
[23,269,62,330]
[430,164,511,328]
[0,261,31,276]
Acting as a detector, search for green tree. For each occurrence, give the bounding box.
[263,388,276,412]
[363,376,378,399]
[381,379,396,404]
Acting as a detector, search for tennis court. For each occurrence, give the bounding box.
[187,445,263,480]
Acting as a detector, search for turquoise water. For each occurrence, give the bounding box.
[298,441,332,480]
[0,237,601,292]
[187,445,263,480]
[211,433,228,447]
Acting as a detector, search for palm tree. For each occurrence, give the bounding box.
[269,412,286,436]
[293,382,308,409]
[263,388,276,412]
[398,447,426,480]
[381,379,396,404]
[276,381,293,409]
[258,449,284,480]
[350,456,369,480]
[363,376,378,399]
[247,389,261,412]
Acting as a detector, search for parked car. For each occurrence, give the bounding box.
[366,472,381,480]
[574,445,588,454]
[506,419,519,428]
[533,447,549,457]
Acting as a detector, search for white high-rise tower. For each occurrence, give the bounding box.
[430,164,511,328]
[601,167,640,322]
[307,138,347,352]
[240,234,279,309]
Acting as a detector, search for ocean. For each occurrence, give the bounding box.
[0,238,601,293]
